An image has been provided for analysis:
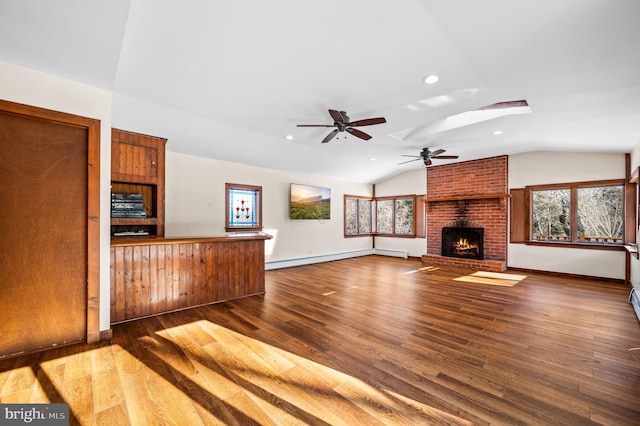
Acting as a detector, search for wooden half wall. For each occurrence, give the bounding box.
[110,235,271,323]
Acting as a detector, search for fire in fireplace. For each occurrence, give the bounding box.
[441,227,484,260]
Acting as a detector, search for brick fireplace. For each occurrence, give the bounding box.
[421,156,508,272]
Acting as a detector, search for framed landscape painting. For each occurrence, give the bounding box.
[290,183,331,220]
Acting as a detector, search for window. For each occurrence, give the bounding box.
[344,195,372,236]
[532,189,571,241]
[512,180,625,246]
[576,186,623,243]
[345,194,423,238]
[376,195,416,237]
[225,183,262,232]
[376,199,393,234]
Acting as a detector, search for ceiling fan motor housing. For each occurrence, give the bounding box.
[336,111,349,130]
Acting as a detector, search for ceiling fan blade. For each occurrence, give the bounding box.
[398,158,421,165]
[349,117,386,127]
[297,124,335,127]
[346,128,372,140]
[321,129,339,143]
[329,109,345,124]
[429,149,446,157]
[433,155,459,159]
[400,154,421,158]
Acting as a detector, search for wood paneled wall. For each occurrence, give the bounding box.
[110,237,267,323]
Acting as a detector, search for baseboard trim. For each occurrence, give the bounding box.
[99,329,113,341]
[266,249,374,270]
[265,248,410,270]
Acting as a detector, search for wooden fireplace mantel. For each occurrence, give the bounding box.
[425,194,510,203]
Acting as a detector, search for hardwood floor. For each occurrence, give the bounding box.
[1,255,640,425]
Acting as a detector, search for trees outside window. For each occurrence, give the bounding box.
[345,196,372,236]
[532,189,571,240]
[530,181,624,245]
[345,194,419,237]
[376,200,393,234]
[576,186,623,242]
[394,197,414,235]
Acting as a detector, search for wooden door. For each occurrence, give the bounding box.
[0,101,100,357]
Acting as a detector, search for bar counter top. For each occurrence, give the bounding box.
[111,232,272,246]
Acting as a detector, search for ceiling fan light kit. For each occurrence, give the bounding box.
[297,109,386,144]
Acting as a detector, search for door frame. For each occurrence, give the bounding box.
[0,99,101,344]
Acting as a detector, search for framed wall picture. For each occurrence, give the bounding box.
[290,183,331,220]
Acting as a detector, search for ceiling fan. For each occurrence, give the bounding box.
[297,109,386,143]
[399,148,459,166]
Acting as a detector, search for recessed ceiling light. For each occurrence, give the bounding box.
[285,135,294,140]
[423,74,439,84]
[369,157,377,161]
[492,130,503,135]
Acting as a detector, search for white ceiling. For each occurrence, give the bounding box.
[1,0,639,183]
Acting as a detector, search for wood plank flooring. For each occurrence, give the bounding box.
[1,255,640,425]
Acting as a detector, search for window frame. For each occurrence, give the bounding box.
[225,183,263,232]
[374,194,417,238]
[344,194,424,238]
[512,179,628,249]
[344,195,373,237]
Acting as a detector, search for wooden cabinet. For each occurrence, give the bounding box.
[111,129,167,238]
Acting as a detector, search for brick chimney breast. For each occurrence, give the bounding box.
[424,156,508,271]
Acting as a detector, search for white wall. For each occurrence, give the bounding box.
[373,168,427,257]
[165,151,373,265]
[0,61,113,331]
[508,152,626,279]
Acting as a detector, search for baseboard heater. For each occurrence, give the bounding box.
[630,288,640,322]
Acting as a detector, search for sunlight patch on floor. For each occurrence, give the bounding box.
[0,366,37,401]
[155,319,469,424]
[454,271,527,287]
[381,387,474,426]
[404,265,441,274]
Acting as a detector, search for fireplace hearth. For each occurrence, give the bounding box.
[442,227,484,260]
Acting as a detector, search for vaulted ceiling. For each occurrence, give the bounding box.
[1,0,639,183]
